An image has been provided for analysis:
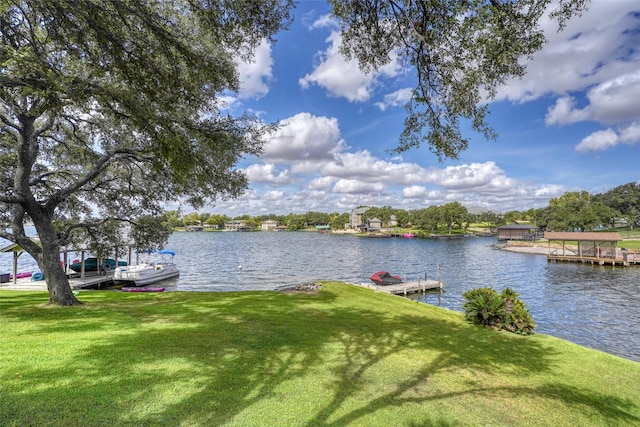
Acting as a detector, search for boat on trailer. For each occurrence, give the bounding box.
[113,249,179,286]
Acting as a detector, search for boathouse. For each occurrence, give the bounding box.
[544,231,627,266]
[497,224,538,241]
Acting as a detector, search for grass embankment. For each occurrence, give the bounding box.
[1,284,639,426]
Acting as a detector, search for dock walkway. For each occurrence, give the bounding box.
[547,254,636,266]
[0,273,115,291]
[353,279,443,296]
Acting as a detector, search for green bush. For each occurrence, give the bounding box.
[463,287,535,335]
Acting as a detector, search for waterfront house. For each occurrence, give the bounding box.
[368,217,383,230]
[261,220,278,231]
[350,207,369,229]
[225,220,249,232]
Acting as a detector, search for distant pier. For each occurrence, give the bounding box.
[547,254,638,267]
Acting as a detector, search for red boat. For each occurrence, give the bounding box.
[369,271,402,285]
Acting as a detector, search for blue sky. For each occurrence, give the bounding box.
[207,1,640,217]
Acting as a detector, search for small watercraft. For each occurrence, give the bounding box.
[113,249,179,286]
[369,271,402,285]
[9,272,33,280]
[69,257,127,273]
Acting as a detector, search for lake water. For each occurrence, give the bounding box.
[2,230,639,363]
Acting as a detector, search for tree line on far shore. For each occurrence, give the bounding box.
[170,182,640,233]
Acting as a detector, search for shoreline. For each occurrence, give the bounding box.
[493,242,550,255]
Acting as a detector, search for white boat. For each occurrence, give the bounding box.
[113,249,179,286]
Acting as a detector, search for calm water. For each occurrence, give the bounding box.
[2,231,639,362]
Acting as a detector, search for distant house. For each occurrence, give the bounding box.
[350,207,369,229]
[388,214,398,227]
[368,217,382,230]
[261,220,278,231]
[497,224,538,241]
[225,220,249,232]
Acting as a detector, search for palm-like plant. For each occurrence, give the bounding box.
[463,288,505,328]
[463,287,535,335]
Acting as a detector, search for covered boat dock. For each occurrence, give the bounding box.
[0,239,130,288]
[543,231,636,266]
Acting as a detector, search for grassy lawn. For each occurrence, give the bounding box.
[1,283,639,426]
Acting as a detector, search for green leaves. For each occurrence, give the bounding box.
[540,191,617,231]
[463,287,536,335]
[330,0,587,160]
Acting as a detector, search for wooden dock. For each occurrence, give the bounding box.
[353,279,443,296]
[547,254,634,267]
[0,273,115,291]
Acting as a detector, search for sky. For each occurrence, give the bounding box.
[205,1,640,217]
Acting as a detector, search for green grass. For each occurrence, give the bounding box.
[1,284,639,426]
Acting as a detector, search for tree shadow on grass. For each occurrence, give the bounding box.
[1,284,639,426]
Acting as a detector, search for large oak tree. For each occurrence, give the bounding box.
[0,0,294,305]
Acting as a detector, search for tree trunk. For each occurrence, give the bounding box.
[32,217,81,306]
[44,246,80,306]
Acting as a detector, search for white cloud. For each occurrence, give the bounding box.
[545,96,590,126]
[244,164,291,185]
[546,72,640,127]
[307,176,336,191]
[307,13,336,30]
[237,40,273,99]
[586,72,640,125]
[402,185,427,198]
[215,156,565,215]
[299,31,375,102]
[575,128,619,152]
[262,190,286,201]
[374,87,413,111]
[299,22,403,103]
[431,162,505,189]
[620,121,640,145]
[262,112,346,163]
[534,184,565,198]
[497,2,640,103]
[245,164,290,185]
[332,179,385,194]
[493,2,640,154]
[322,150,429,185]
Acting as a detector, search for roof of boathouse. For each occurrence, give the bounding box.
[544,232,622,242]
[497,224,538,230]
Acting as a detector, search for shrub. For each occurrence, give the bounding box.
[463,287,535,335]
[462,287,505,329]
